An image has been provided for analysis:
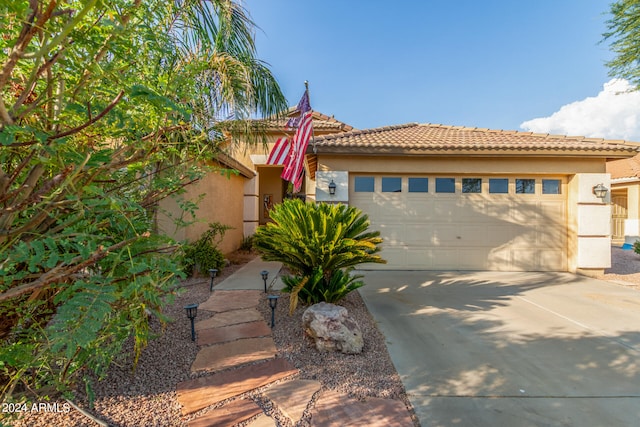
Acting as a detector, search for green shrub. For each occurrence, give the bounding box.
[181,222,231,276]
[281,267,365,309]
[240,235,255,251]
[253,199,385,313]
[634,240,640,255]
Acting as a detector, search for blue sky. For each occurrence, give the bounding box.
[244,1,640,140]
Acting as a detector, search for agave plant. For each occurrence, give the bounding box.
[253,199,386,312]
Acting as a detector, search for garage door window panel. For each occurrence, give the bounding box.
[516,179,535,194]
[436,178,455,193]
[354,176,375,192]
[542,179,561,194]
[382,177,402,193]
[489,178,509,194]
[408,177,429,193]
[462,178,482,193]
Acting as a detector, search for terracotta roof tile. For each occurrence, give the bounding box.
[311,123,640,156]
[263,109,354,132]
[607,154,640,179]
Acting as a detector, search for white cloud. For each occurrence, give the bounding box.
[520,79,640,141]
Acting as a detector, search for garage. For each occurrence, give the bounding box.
[350,174,567,271]
[311,123,638,274]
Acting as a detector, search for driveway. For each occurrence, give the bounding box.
[357,271,640,427]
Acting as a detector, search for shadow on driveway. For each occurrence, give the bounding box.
[357,271,640,427]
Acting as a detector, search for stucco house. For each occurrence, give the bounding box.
[157,110,353,253]
[607,152,640,246]
[160,114,639,276]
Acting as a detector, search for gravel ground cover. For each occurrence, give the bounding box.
[595,246,640,290]
[9,251,417,427]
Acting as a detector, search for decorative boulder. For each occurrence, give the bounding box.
[302,302,363,354]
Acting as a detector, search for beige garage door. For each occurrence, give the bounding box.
[350,175,567,271]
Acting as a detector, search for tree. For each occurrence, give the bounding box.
[603,0,640,87]
[0,0,287,402]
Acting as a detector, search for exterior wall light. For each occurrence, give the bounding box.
[592,183,608,200]
[184,303,198,341]
[260,270,269,293]
[208,268,218,292]
[267,295,279,328]
[328,179,337,196]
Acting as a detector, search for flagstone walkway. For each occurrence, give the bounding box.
[176,258,415,427]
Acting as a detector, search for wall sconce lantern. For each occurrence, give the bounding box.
[328,179,337,196]
[592,183,608,200]
[208,268,218,292]
[267,295,279,328]
[260,270,269,293]
[184,303,199,341]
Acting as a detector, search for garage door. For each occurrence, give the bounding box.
[350,175,567,271]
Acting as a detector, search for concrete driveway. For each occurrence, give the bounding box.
[357,271,640,427]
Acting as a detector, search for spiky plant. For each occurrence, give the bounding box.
[253,199,386,312]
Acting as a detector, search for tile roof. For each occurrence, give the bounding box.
[311,123,640,156]
[607,154,640,180]
[264,109,354,133]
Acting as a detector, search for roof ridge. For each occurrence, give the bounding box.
[315,122,419,141]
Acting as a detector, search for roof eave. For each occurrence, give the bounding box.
[312,147,640,158]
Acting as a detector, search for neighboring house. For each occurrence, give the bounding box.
[607,152,640,246]
[160,114,639,276]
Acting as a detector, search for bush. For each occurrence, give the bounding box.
[253,199,385,313]
[181,222,231,276]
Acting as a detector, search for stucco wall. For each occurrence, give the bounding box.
[318,155,606,175]
[157,166,246,254]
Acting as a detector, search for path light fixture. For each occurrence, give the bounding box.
[260,270,269,293]
[208,268,218,292]
[328,179,337,196]
[184,303,198,342]
[593,183,609,200]
[267,295,279,328]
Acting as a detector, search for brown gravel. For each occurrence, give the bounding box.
[8,252,417,427]
[595,246,640,290]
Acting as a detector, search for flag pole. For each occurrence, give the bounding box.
[304,81,317,154]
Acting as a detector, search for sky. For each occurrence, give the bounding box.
[243,0,640,141]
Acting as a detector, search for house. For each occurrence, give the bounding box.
[157,110,353,253]
[160,114,639,276]
[607,152,640,246]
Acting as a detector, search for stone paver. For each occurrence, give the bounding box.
[177,358,299,415]
[188,398,262,427]
[245,413,276,427]
[197,320,272,346]
[311,390,414,427]
[191,337,277,373]
[199,290,262,312]
[195,308,263,330]
[265,380,321,424]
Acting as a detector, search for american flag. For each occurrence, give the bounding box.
[281,109,313,192]
[285,90,311,129]
[266,137,290,165]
